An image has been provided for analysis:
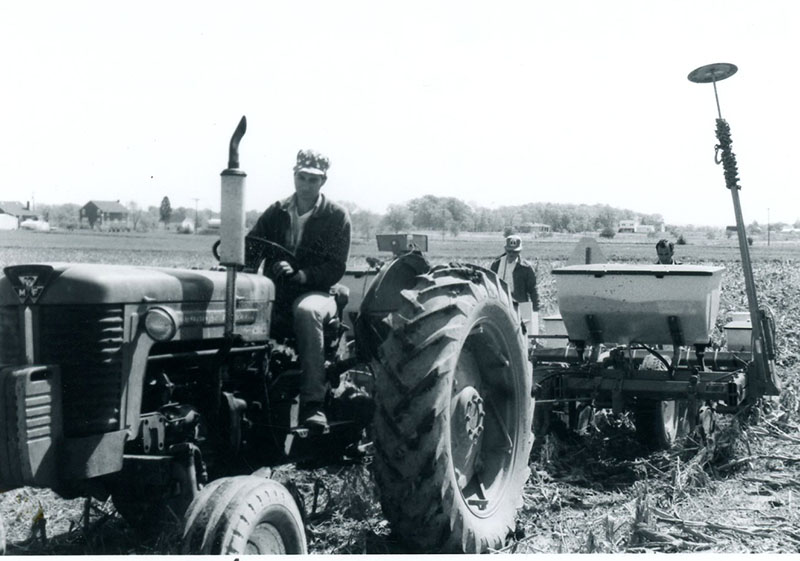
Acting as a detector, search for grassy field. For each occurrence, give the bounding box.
[3,228,800,271]
[2,227,797,370]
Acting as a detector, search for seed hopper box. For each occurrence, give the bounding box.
[552,264,724,346]
[724,320,753,351]
[539,314,569,348]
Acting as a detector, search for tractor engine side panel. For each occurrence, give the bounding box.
[0,264,275,489]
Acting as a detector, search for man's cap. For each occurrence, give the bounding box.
[294,149,330,176]
[505,234,523,252]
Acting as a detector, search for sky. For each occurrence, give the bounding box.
[1,0,799,227]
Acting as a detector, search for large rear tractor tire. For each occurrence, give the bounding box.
[369,265,534,553]
[181,475,306,555]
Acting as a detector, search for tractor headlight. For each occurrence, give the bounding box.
[144,307,177,341]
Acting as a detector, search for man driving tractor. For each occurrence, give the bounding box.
[247,149,351,429]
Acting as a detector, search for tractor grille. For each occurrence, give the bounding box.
[39,305,125,437]
[0,306,23,365]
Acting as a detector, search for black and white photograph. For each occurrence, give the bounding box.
[1,0,799,555]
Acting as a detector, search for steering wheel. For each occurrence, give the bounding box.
[245,236,300,274]
[212,236,299,277]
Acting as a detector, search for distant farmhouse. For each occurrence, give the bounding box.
[80,200,129,230]
[618,219,663,234]
[0,201,39,230]
[517,222,551,235]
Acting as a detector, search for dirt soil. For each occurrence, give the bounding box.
[2,401,800,555]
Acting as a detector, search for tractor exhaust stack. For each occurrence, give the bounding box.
[220,116,248,339]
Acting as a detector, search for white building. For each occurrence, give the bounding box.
[178,217,195,234]
[0,213,18,230]
[618,219,662,234]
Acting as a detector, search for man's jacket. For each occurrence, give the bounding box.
[248,194,351,295]
[490,255,540,311]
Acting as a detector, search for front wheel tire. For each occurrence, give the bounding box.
[181,475,307,555]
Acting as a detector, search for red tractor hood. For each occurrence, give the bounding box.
[0,263,273,306]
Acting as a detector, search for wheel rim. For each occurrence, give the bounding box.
[450,310,523,518]
[245,521,286,554]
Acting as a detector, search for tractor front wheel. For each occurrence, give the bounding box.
[369,265,534,553]
[181,475,306,555]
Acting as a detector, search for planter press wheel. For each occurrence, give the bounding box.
[697,402,717,447]
[633,354,694,450]
[633,399,694,450]
[369,265,534,553]
[181,475,307,555]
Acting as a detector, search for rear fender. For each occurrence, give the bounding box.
[354,251,430,362]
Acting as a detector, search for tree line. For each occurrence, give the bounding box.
[340,195,665,240]
[34,194,796,238]
[35,195,660,237]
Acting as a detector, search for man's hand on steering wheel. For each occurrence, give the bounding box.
[243,236,302,279]
[271,260,295,278]
[271,260,306,284]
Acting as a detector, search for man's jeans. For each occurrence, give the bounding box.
[292,291,338,405]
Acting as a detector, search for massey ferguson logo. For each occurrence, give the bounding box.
[4,265,55,304]
[17,275,45,303]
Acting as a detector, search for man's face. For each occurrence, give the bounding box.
[294,171,326,200]
[656,245,673,264]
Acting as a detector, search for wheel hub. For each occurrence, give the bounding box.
[451,385,486,491]
[454,386,485,441]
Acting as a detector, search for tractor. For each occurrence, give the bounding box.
[0,117,534,554]
[0,61,767,555]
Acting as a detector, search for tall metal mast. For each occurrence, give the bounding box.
[688,63,779,397]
